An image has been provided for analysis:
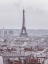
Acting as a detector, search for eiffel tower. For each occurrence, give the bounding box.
[20,9,28,37]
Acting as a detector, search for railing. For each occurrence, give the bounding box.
[0,51,26,57]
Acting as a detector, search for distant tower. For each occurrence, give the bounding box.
[3,27,4,37]
[20,9,28,37]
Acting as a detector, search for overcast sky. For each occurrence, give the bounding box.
[0,0,48,29]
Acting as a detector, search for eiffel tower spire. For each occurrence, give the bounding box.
[20,8,28,37]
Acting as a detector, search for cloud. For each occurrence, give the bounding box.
[20,0,48,12]
[13,0,22,6]
[0,0,18,4]
[24,6,48,29]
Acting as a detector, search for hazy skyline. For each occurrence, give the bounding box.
[0,0,48,29]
